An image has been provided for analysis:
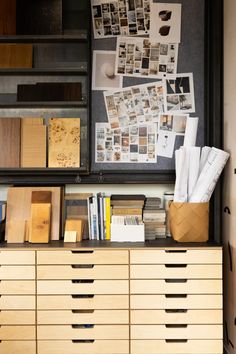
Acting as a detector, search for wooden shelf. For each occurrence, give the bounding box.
[0,101,88,108]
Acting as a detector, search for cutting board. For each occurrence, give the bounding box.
[0,118,21,167]
[48,118,80,168]
[6,187,61,242]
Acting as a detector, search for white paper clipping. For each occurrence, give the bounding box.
[183,117,199,147]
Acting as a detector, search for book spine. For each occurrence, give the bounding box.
[112,208,142,215]
[105,197,111,240]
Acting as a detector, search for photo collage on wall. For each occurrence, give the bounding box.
[92,1,198,163]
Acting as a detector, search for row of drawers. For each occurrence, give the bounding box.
[0,340,224,354]
[0,249,222,265]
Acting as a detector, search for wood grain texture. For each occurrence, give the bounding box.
[48,118,80,168]
[0,118,21,168]
[21,118,44,126]
[21,125,46,167]
[6,187,61,242]
[6,220,25,243]
[29,203,51,243]
[0,0,16,35]
[31,191,52,204]
[0,44,32,68]
[65,219,83,242]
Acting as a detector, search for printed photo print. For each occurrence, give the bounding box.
[116,37,178,78]
[159,114,188,135]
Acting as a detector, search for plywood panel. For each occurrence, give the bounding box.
[0,118,21,168]
[29,203,51,243]
[21,125,46,167]
[0,341,36,354]
[48,118,80,168]
[0,44,32,68]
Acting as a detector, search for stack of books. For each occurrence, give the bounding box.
[110,194,145,224]
[87,193,111,241]
[143,197,166,240]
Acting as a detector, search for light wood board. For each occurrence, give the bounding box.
[65,219,83,242]
[21,125,46,167]
[30,203,51,243]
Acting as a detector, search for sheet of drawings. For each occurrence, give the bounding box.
[150,2,182,43]
[91,0,150,39]
[115,37,178,78]
[163,73,195,114]
[96,122,157,163]
[104,81,164,129]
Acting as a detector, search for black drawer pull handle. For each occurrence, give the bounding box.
[71,251,94,254]
[165,294,187,298]
[72,340,95,343]
[165,324,188,328]
[72,295,94,299]
[72,324,94,329]
[165,279,187,283]
[72,280,94,284]
[165,250,187,253]
[165,339,188,343]
[224,206,231,214]
[71,265,94,269]
[165,264,187,268]
[165,309,187,313]
[72,310,95,314]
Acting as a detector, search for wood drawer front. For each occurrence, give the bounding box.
[131,325,223,340]
[0,251,35,265]
[130,295,222,310]
[0,341,36,354]
[37,295,129,310]
[37,265,128,280]
[0,311,35,325]
[38,340,129,354]
[38,310,129,325]
[131,309,223,324]
[131,339,223,354]
[130,265,222,279]
[0,266,35,280]
[130,279,222,294]
[37,280,129,295]
[37,250,129,265]
[0,280,35,295]
[0,296,35,310]
[130,249,222,264]
[38,325,129,340]
[0,326,35,340]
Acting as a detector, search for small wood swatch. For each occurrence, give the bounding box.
[0,44,33,68]
[0,0,16,35]
[21,118,46,167]
[65,219,83,242]
[48,118,80,168]
[30,203,51,243]
[0,118,21,168]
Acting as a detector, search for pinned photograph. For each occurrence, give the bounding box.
[164,73,195,114]
[150,3,182,43]
[92,50,123,90]
[116,36,178,79]
[159,114,188,135]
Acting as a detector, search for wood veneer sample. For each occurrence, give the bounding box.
[0,118,21,167]
[29,203,51,243]
[0,0,16,35]
[21,118,44,126]
[65,219,83,242]
[31,191,52,204]
[6,187,61,242]
[7,220,25,243]
[21,124,47,167]
[48,118,80,168]
[0,44,32,68]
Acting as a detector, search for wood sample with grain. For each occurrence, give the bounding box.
[0,0,16,35]
[48,118,80,168]
[0,118,21,167]
[0,44,33,68]
[29,191,52,243]
[21,118,46,167]
[6,187,62,243]
[65,219,84,242]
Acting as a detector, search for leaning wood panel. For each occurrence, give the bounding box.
[0,251,35,264]
[131,324,222,340]
[0,326,35,340]
[130,279,222,294]
[130,295,222,310]
[130,264,222,279]
[0,280,35,294]
[0,311,35,325]
[130,309,223,324]
[21,125,46,167]
[131,339,223,354]
[0,0,16,35]
[37,340,129,354]
[0,341,36,354]
[0,296,35,310]
[37,310,129,325]
[37,295,129,310]
[37,250,129,264]
[0,118,21,168]
[0,266,35,280]
[37,280,129,295]
[48,118,80,168]
[37,265,129,280]
[38,325,129,340]
[130,249,222,264]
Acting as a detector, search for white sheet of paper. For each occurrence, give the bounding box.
[199,146,211,174]
[183,117,199,146]
[188,147,201,199]
[190,147,230,202]
[150,2,182,43]
[174,147,188,202]
[64,231,77,243]
[92,50,123,91]
[157,130,176,158]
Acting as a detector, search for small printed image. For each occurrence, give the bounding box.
[128,11,136,23]
[102,3,110,13]
[93,5,102,17]
[139,126,147,136]
[97,151,105,161]
[110,2,118,11]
